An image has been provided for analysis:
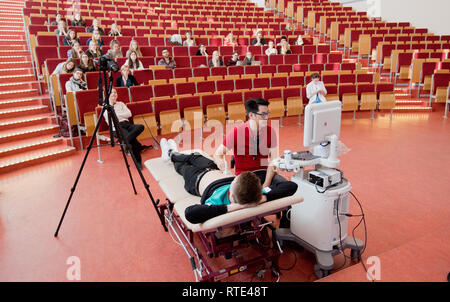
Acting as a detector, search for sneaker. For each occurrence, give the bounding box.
[160,138,169,161]
[167,139,178,157]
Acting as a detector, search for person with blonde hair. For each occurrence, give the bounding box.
[223,32,237,47]
[278,40,292,55]
[108,22,122,37]
[86,39,103,59]
[126,39,142,57]
[106,39,123,61]
[265,40,277,56]
[208,51,224,67]
[86,29,104,47]
[294,34,304,46]
[183,31,196,47]
[88,18,105,35]
[116,65,139,87]
[71,12,85,27]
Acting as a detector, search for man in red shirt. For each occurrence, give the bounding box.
[214,98,278,188]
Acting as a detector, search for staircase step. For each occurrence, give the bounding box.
[0,81,39,91]
[0,55,31,63]
[0,146,77,174]
[0,115,53,130]
[0,105,48,119]
[0,62,33,69]
[0,137,64,157]
[0,45,28,51]
[393,106,433,113]
[0,74,35,83]
[0,88,39,100]
[0,40,27,45]
[0,50,30,56]
[0,96,49,109]
[0,124,59,144]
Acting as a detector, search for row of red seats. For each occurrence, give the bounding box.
[36,35,314,49]
[73,82,395,130]
[55,61,358,95]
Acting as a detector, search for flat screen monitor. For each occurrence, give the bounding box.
[303,101,342,148]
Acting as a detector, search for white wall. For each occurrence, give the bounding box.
[329,0,450,36]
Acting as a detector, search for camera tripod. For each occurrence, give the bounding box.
[54,69,167,237]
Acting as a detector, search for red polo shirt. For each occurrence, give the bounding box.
[223,121,278,175]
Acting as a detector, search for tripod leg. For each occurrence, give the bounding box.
[54,105,109,237]
[110,109,168,231]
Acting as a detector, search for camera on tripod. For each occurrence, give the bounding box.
[96,54,119,72]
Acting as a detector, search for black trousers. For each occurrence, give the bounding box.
[171,152,219,196]
[117,120,144,164]
[171,153,294,199]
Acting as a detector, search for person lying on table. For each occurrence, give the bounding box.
[159,138,298,224]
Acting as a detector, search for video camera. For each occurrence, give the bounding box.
[95,54,119,72]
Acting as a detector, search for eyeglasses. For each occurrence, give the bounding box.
[254,111,270,118]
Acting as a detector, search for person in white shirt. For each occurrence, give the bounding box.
[306,73,327,104]
[294,35,304,46]
[103,88,151,169]
[124,50,144,70]
[265,40,277,56]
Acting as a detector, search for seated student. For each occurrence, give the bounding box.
[276,36,288,47]
[54,20,68,36]
[52,58,76,75]
[50,13,62,26]
[70,12,86,27]
[67,41,83,59]
[265,40,277,56]
[252,31,267,46]
[226,51,240,66]
[86,29,104,47]
[108,23,122,37]
[63,30,80,47]
[78,52,97,73]
[278,40,292,55]
[106,39,123,61]
[241,51,255,66]
[103,88,151,170]
[195,44,208,56]
[126,39,142,57]
[86,39,103,59]
[87,18,105,36]
[159,138,298,224]
[283,22,293,32]
[208,50,224,67]
[65,68,87,93]
[157,48,176,69]
[306,73,327,104]
[223,32,237,47]
[116,65,139,87]
[182,31,196,47]
[125,50,144,70]
[294,34,304,46]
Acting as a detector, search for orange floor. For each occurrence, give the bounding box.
[0,108,449,282]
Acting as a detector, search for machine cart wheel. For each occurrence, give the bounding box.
[350,249,361,262]
[314,264,330,279]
